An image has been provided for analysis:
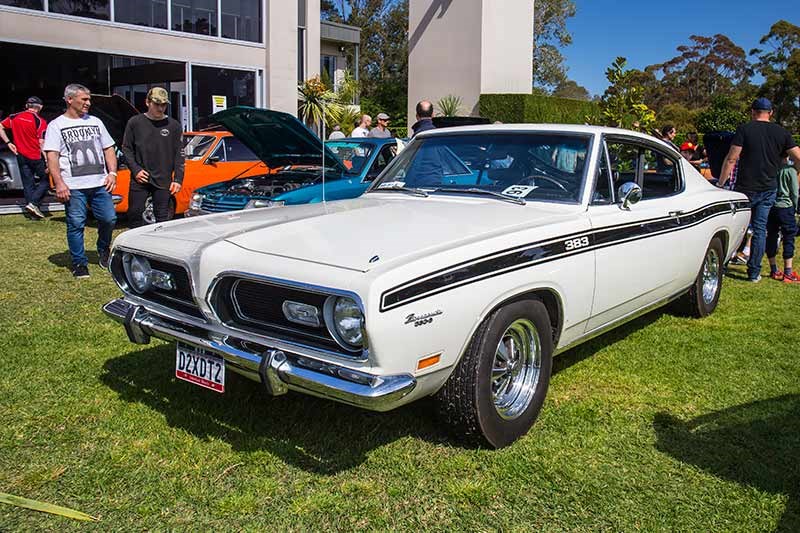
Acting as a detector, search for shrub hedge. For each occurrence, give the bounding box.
[479,94,600,125]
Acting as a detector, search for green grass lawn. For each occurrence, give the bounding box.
[0,213,798,531]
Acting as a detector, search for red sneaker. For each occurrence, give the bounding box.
[771,271,785,281]
[783,272,800,284]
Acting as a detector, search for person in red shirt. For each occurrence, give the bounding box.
[0,96,49,218]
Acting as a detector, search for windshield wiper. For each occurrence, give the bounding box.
[431,187,526,205]
[374,183,429,197]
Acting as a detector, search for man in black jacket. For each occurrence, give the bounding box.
[411,100,436,137]
[122,87,184,228]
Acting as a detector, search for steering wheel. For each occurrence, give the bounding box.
[519,175,569,193]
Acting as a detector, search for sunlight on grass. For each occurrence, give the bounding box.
[0,214,797,531]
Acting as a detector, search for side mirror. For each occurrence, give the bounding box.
[205,155,220,165]
[617,182,642,210]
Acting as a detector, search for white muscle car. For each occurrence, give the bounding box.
[104,124,750,448]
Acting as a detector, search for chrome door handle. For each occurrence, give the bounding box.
[669,210,684,217]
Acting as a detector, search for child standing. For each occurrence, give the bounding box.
[766,154,799,283]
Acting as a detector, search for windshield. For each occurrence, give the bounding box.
[370,133,592,203]
[326,141,375,175]
[183,134,216,160]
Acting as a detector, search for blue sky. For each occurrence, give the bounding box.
[564,1,798,96]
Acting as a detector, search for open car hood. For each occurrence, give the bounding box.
[211,107,347,173]
[89,94,140,148]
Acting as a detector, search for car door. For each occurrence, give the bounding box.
[586,136,691,330]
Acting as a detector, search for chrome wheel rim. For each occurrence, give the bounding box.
[702,248,720,304]
[142,197,155,225]
[491,319,541,420]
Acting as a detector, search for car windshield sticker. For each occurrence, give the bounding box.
[502,185,536,198]
[378,181,406,189]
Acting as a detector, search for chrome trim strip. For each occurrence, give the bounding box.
[554,285,691,355]
[103,299,415,411]
[207,271,369,361]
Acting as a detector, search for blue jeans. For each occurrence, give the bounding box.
[17,155,50,207]
[745,189,777,279]
[64,187,117,267]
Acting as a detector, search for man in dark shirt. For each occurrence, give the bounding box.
[411,100,436,137]
[719,98,800,281]
[122,87,184,228]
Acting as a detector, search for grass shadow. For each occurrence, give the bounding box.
[654,395,800,532]
[48,250,99,268]
[101,344,449,475]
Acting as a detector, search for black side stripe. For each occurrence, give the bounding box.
[380,199,750,312]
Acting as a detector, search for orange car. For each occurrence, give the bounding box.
[113,131,267,223]
[89,95,266,224]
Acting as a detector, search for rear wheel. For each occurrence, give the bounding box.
[676,237,724,317]
[142,196,176,224]
[435,298,553,448]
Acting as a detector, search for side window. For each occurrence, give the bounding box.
[223,137,257,162]
[209,139,227,163]
[592,144,613,204]
[368,144,397,179]
[606,142,640,190]
[641,147,681,198]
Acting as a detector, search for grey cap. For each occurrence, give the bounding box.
[376,113,390,120]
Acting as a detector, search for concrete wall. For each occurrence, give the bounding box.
[408,0,534,126]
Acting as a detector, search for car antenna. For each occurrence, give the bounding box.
[321,102,327,206]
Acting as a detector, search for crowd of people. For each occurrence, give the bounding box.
[2,83,184,278]
[328,100,437,140]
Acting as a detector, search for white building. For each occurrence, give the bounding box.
[0,0,360,129]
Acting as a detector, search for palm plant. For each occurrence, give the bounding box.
[437,94,463,117]
[298,76,343,133]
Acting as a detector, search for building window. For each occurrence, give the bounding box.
[297,0,306,27]
[297,28,306,83]
[0,0,43,9]
[221,0,261,43]
[49,0,110,19]
[191,65,255,129]
[321,55,336,88]
[172,0,217,36]
[114,0,167,29]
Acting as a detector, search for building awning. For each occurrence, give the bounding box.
[321,20,361,45]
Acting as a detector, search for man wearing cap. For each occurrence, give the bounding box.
[122,87,184,228]
[0,96,49,218]
[719,98,800,282]
[368,113,393,138]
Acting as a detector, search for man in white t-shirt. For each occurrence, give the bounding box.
[44,83,118,279]
[351,114,372,138]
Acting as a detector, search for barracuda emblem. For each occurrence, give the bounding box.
[405,310,443,327]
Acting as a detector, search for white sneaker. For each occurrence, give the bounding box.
[25,203,45,219]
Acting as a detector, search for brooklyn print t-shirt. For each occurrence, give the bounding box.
[44,114,115,189]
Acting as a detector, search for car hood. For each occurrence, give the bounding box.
[211,106,347,173]
[89,94,139,147]
[126,195,581,272]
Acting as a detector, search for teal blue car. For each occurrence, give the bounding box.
[187,107,402,216]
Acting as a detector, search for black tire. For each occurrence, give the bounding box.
[435,298,554,448]
[676,237,724,318]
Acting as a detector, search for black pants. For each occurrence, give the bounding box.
[17,155,49,207]
[128,180,172,228]
[766,205,797,260]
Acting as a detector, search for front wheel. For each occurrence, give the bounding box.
[676,237,724,317]
[435,298,553,448]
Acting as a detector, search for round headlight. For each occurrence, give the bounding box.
[123,253,152,293]
[325,296,364,349]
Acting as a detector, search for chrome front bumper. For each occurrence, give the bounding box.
[103,298,416,411]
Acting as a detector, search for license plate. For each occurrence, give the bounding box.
[175,343,225,393]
